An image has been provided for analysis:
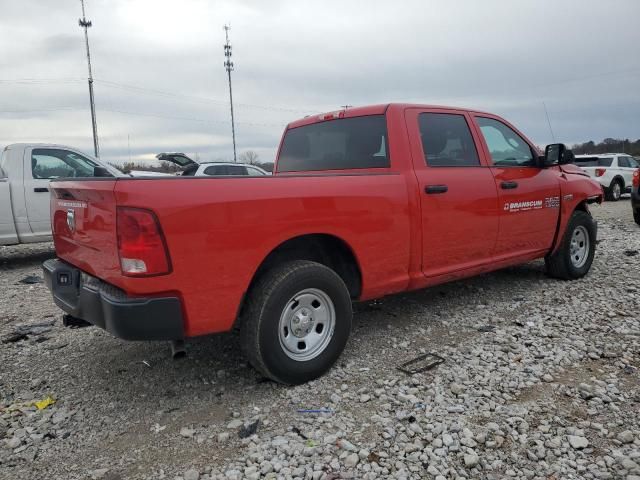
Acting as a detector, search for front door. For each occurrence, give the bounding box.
[24,148,100,236]
[406,109,500,277]
[472,115,561,258]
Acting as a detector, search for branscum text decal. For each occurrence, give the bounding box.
[503,196,560,213]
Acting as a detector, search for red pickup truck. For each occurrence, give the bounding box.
[43,104,603,384]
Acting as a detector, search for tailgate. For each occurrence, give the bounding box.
[50,179,120,279]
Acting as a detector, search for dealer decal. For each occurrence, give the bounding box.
[503,196,560,213]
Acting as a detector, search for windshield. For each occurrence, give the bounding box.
[573,157,613,167]
[278,115,389,172]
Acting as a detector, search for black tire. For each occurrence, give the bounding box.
[605,180,622,201]
[634,209,640,226]
[545,210,597,280]
[240,260,352,384]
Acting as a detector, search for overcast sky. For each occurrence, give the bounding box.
[1,0,638,164]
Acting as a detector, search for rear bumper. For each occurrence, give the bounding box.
[43,258,184,341]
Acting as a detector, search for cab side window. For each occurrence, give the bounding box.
[418,113,480,167]
[31,149,97,179]
[476,117,535,167]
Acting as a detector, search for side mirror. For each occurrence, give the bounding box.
[543,143,574,167]
[93,166,113,177]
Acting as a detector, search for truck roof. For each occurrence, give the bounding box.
[286,103,493,129]
[3,142,90,151]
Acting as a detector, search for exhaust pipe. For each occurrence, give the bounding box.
[170,340,186,359]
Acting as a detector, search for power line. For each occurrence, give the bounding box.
[0,105,285,127]
[79,0,100,158]
[93,79,316,113]
[223,24,237,162]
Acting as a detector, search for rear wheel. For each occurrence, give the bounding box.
[240,261,352,384]
[634,208,640,226]
[606,180,622,201]
[545,210,596,280]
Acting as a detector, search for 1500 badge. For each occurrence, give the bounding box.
[504,196,560,212]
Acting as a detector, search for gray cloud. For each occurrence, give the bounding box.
[1,0,638,164]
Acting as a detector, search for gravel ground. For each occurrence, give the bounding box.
[1,200,639,480]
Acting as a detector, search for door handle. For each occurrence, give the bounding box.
[425,185,448,194]
[500,181,518,190]
[34,187,49,193]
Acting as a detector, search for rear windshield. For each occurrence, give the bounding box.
[573,157,613,167]
[277,115,389,172]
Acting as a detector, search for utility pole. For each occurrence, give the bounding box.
[79,0,99,158]
[341,105,352,110]
[223,25,237,162]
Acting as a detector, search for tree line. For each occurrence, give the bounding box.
[571,138,640,157]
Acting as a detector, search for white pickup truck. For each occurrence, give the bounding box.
[0,143,122,246]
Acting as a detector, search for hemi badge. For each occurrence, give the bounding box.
[563,194,573,201]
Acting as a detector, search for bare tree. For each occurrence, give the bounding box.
[239,150,259,165]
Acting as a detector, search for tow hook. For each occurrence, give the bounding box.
[62,314,92,329]
[170,340,186,359]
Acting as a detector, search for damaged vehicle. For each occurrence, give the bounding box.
[43,104,603,384]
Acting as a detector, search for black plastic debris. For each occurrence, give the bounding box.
[238,419,260,439]
[477,325,496,332]
[19,275,43,285]
[292,426,308,440]
[624,249,639,257]
[1,320,55,343]
[397,353,445,375]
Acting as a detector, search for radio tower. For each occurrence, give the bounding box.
[79,0,99,158]
[223,25,237,162]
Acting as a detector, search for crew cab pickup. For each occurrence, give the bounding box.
[0,143,121,246]
[43,104,603,384]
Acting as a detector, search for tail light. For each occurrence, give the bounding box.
[116,207,171,277]
[595,168,606,177]
[633,169,639,188]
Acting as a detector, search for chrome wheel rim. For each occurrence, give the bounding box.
[278,288,335,361]
[612,183,621,199]
[570,225,590,268]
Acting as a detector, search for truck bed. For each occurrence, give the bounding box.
[50,175,412,337]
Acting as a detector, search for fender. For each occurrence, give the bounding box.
[549,174,603,256]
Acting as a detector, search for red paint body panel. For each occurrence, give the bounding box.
[49,103,603,339]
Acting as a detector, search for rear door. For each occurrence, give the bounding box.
[472,115,561,258]
[618,156,638,190]
[405,108,500,277]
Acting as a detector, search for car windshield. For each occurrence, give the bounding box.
[573,157,613,167]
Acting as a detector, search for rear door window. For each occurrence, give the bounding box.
[476,117,535,167]
[618,157,631,168]
[203,165,228,175]
[226,165,248,175]
[278,115,389,172]
[418,113,480,166]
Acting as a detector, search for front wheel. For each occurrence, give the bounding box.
[240,261,352,384]
[634,208,640,226]
[545,210,597,280]
[606,180,622,201]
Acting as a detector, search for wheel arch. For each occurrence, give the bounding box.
[611,175,625,188]
[245,233,363,304]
